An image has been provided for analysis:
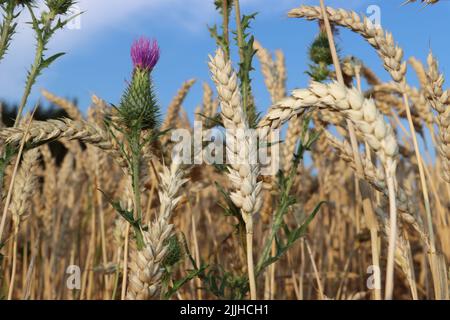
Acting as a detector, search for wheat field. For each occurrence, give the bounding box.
[0,0,449,301]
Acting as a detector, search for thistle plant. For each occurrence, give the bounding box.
[233,4,258,127]
[208,0,232,60]
[108,37,161,250]
[16,0,80,124]
[307,32,334,82]
[118,37,160,131]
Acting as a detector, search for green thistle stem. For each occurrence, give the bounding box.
[130,128,142,222]
[128,126,145,251]
[222,0,230,60]
[0,2,16,63]
[15,39,44,125]
[15,8,58,125]
[255,157,298,275]
[233,0,248,116]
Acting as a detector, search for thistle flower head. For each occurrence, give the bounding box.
[117,37,161,130]
[131,37,160,72]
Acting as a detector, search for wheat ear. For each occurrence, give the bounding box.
[275,50,287,100]
[424,52,450,183]
[202,82,217,118]
[291,6,438,298]
[41,89,83,121]
[282,115,302,174]
[254,40,286,104]
[259,81,398,174]
[290,5,421,298]
[8,148,40,300]
[408,57,428,89]
[254,40,279,103]
[289,6,406,83]
[0,118,127,169]
[209,48,262,300]
[161,79,196,132]
[126,154,188,300]
[375,208,418,299]
[10,148,40,226]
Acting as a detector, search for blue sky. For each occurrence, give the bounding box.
[1,0,450,121]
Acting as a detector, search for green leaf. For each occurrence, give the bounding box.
[100,190,145,250]
[164,265,208,299]
[196,112,222,128]
[296,201,325,237]
[40,52,65,69]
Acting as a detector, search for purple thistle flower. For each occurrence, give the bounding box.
[131,37,160,71]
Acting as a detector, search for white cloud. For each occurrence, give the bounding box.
[0,0,216,101]
[0,0,369,102]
